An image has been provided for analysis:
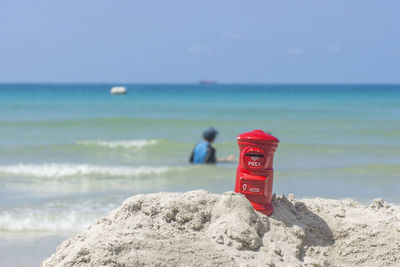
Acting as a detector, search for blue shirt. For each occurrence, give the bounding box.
[189,141,216,164]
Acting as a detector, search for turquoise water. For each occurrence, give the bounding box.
[0,84,400,236]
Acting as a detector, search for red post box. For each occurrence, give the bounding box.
[235,130,279,216]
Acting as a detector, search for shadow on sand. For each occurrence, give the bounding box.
[269,194,334,260]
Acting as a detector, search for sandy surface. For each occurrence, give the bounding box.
[42,191,400,266]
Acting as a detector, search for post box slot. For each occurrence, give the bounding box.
[244,149,266,169]
[245,153,264,157]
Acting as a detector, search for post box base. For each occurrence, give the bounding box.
[251,202,274,216]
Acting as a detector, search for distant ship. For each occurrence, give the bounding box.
[199,80,217,85]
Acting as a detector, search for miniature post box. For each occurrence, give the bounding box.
[235,130,279,216]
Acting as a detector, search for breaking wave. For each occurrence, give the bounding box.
[0,200,117,232]
[0,210,94,232]
[0,163,178,178]
[76,139,158,149]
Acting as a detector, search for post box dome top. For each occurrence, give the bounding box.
[236,130,279,142]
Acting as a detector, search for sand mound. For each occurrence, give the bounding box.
[42,191,400,266]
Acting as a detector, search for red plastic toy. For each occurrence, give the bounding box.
[235,130,279,216]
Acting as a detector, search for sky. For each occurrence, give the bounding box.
[0,0,399,83]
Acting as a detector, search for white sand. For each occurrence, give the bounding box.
[42,191,400,266]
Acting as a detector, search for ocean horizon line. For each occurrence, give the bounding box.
[1,82,400,86]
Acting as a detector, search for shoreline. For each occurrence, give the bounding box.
[0,234,69,267]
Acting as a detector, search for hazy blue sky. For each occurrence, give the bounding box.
[0,0,399,83]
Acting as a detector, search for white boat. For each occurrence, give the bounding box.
[110,86,127,95]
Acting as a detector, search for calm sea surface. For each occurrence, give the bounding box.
[0,84,399,263]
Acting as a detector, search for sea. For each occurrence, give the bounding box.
[0,83,399,266]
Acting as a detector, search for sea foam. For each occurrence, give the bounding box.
[76,139,158,149]
[0,164,176,178]
[0,201,116,232]
[0,209,94,232]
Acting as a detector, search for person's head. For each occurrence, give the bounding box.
[203,127,218,143]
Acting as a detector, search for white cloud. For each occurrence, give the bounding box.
[327,44,341,53]
[288,46,304,55]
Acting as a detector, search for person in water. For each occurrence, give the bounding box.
[189,127,234,164]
